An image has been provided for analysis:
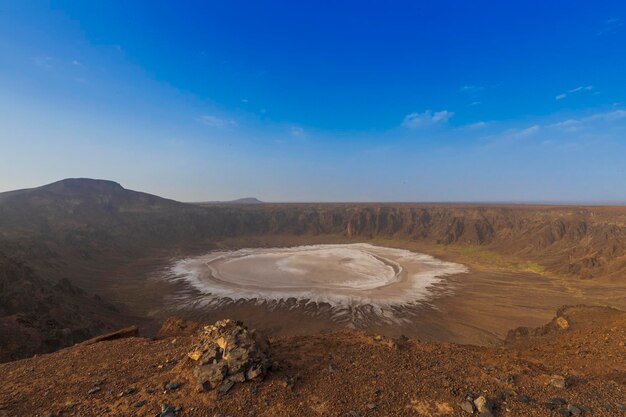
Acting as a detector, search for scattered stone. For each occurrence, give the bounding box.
[188,320,270,392]
[146,387,156,394]
[556,317,570,330]
[545,398,567,409]
[87,387,101,395]
[550,375,568,389]
[366,403,377,410]
[134,400,146,408]
[473,396,494,417]
[517,394,532,404]
[567,404,582,416]
[460,400,475,413]
[616,403,626,411]
[160,403,176,417]
[164,381,180,391]
[117,387,135,397]
[558,409,572,416]
[249,385,258,394]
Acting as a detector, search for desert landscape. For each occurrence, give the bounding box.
[2,2,626,416]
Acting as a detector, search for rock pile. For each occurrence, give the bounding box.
[187,319,270,392]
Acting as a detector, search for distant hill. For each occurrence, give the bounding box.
[195,197,264,205]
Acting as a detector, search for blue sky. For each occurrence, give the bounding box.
[1,1,625,202]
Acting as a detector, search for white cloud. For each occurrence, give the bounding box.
[569,86,593,93]
[402,110,454,128]
[481,125,540,148]
[460,85,483,94]
[465,121,490,129]
[512,125,540,138]
[199,115,237,127]
[291,126,305,137]
[550,110,626,131]
[549,119,582,132]
[555,86,593,100]
[589,109,626,122]
[241,98,249,103]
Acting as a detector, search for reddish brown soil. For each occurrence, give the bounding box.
[1,306,624,417]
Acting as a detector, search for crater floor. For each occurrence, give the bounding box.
[171,244,467,308]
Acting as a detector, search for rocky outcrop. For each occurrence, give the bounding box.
[0,253,128,362]
[187,319,270,392]
[505,305,624,345]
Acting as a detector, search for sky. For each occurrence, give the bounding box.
[1,1,625,202]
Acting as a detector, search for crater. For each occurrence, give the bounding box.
[167,244,467,325]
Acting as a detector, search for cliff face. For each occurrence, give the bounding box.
[181,205,626,279]
[1,179,626,280]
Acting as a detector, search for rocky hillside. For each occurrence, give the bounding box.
[0,305,624,416]
[0,253,128,362]
[2,179,626,279]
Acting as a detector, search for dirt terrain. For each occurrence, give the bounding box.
[0,305,624,417]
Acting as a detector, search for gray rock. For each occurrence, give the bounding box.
[118,387,135,397]
[474,396,494,417]
[160,403,176,417]
[134,400,146,408]
[567,404,583,416]
[217,379,235,394]
[87,386,101,395]
[558,409,572,417]
[460,400,475,413]
[545,398,567,409]
[164,381,180,391]
[550,375,568,389]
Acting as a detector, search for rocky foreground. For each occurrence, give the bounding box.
[0,305,624,417]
